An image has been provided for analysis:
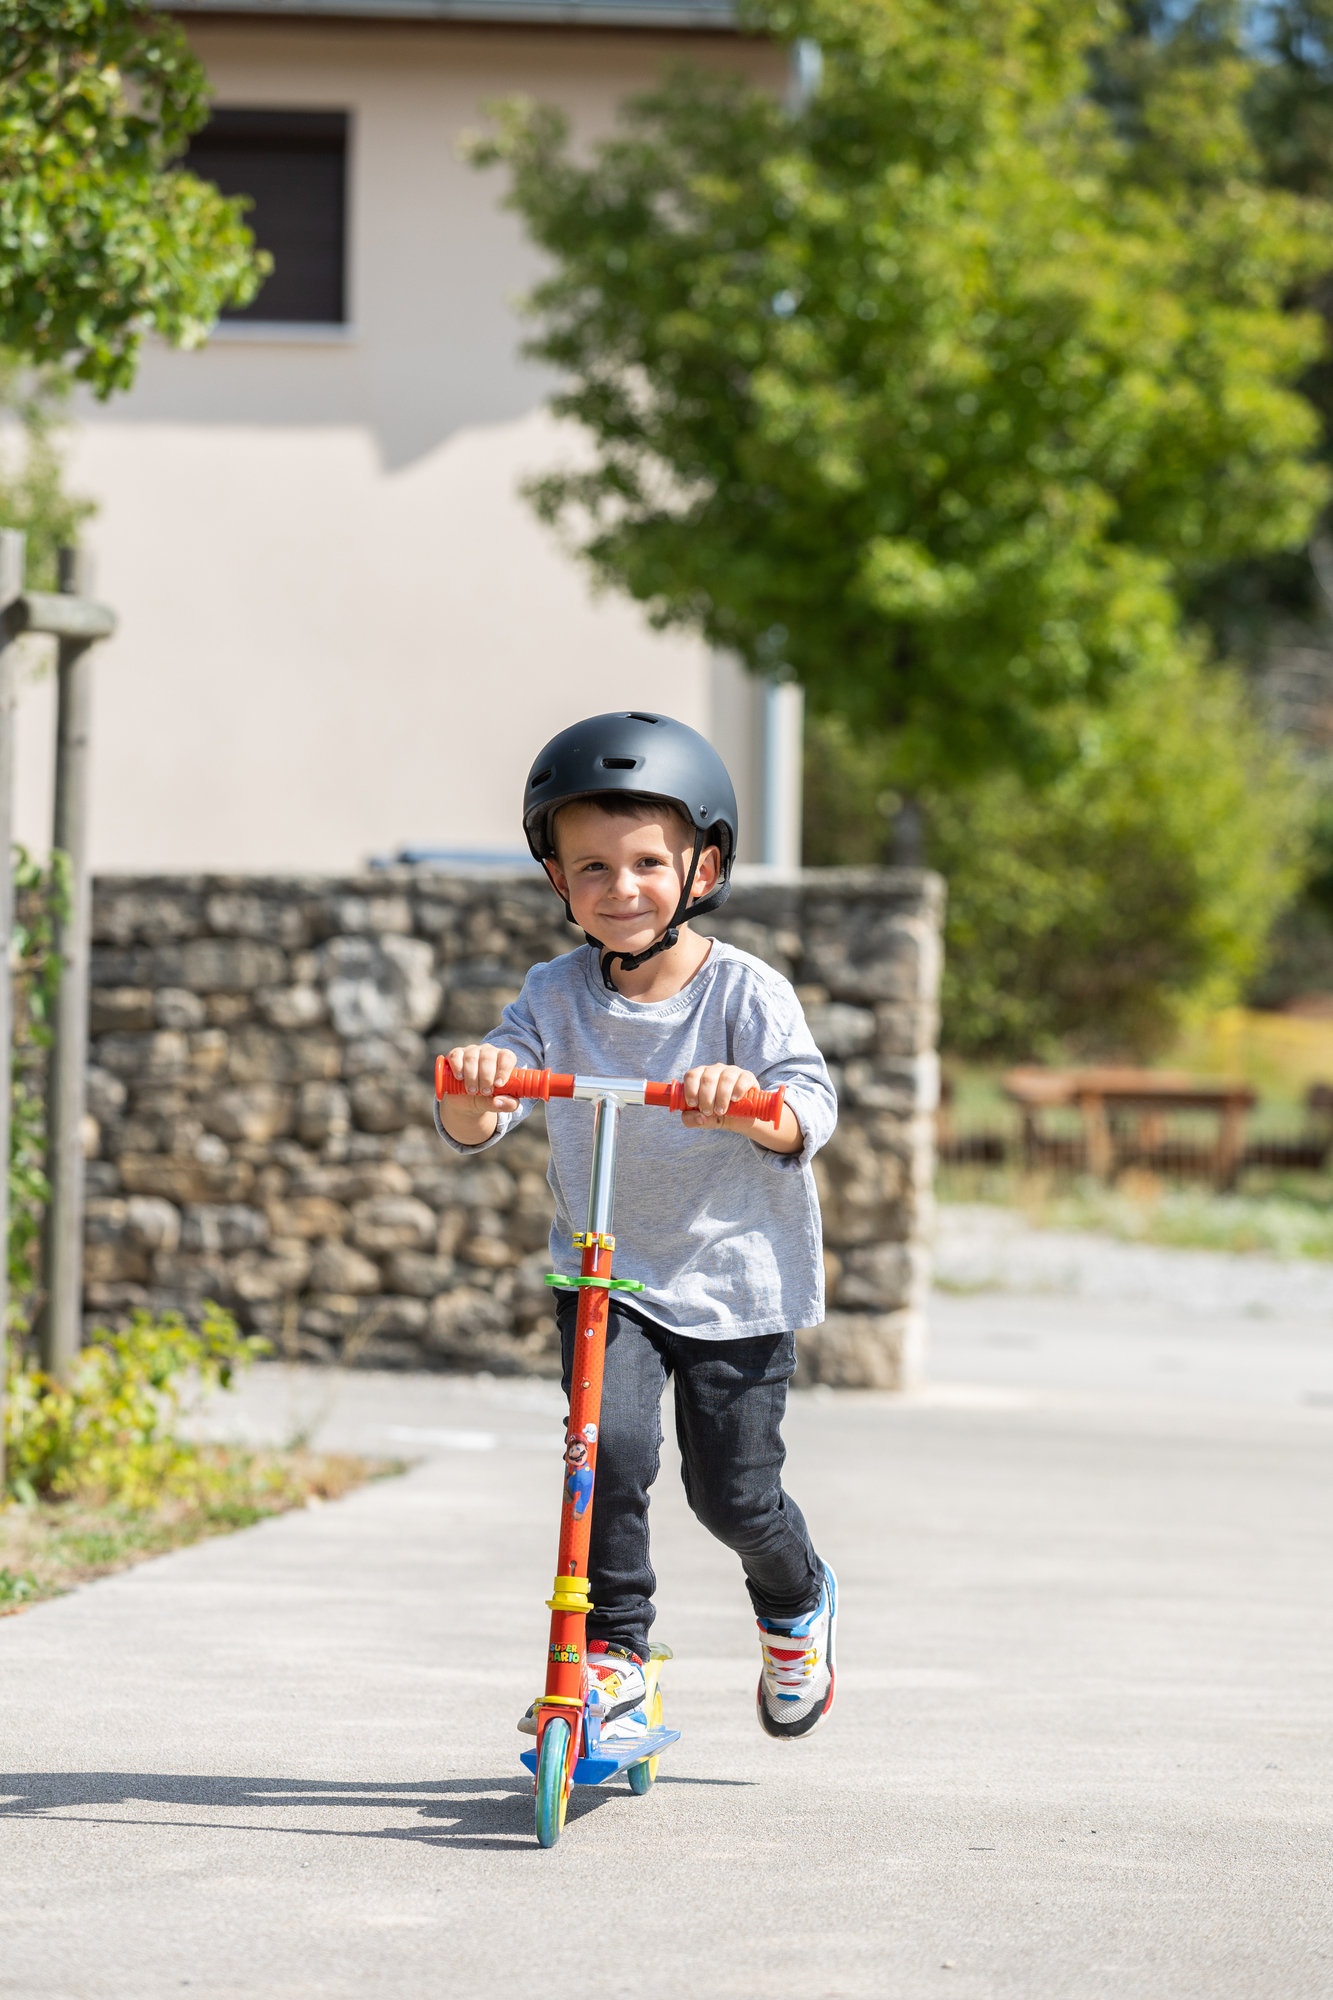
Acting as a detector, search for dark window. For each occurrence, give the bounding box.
[185,109,348,324]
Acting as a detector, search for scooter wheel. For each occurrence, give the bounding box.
[627,1686,663,1795]
[535,1717,571,1848]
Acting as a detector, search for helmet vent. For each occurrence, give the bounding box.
[626,713,661,724]
[601,756,639,770]
[529,767,553,787]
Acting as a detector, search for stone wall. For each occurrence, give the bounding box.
[78,868,943,1389]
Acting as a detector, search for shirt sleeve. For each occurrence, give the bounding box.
[733,973,838,1171]
[435,980,545,1157]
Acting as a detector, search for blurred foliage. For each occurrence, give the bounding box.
[805,655,1309,1055]
[3,1302,266,1505]
[8,849,69,1332]
[0,357,93,591]
[473,0,1333,789]
[0,0,268,396]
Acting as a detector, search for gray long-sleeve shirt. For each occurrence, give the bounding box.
[438,940,837,1340]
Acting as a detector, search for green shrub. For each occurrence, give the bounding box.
[804,654,1311,1056]
[4,1303,268,1507]
[928,654,1310,1055]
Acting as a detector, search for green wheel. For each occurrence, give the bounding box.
[627,1685,663,1795]
[535,1717,571,1848]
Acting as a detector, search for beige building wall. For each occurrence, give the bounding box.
[13,17,784,874]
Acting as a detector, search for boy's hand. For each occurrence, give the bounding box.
[438,1044,519,1143]
[680,1063,762,1128]
[680,1061,804,1155]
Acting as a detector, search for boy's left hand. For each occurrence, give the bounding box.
[680,1063,762,1128]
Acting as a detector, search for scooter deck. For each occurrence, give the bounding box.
[520,1726,681,1787]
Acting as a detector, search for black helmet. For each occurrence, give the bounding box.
[522,710,738,985]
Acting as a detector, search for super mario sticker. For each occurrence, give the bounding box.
[564,1437,594,1517]
[549,1642,580,1665]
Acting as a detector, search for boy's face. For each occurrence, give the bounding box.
[548,804,719,956]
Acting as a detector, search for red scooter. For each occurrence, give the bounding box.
[434,1057,784,1847]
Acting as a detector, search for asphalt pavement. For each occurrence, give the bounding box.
[2,1253,1331,2000]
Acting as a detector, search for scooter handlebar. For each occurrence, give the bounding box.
[434,1057,785,1130]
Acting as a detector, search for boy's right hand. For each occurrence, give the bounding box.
[440,1044,520,1120]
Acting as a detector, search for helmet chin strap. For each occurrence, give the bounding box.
[543,829,709,992]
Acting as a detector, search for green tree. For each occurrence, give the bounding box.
[0,357,93,589]
[806,656,1308,1055]
[0,0,267,396]
[472,0,1333,787]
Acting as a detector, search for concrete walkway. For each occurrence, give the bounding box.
[2,1322,1331,1997]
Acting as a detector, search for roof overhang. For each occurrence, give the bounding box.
[170,0,738,27]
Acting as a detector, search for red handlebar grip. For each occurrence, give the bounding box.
[434,1058,574,1102]
[643,1079,785,1129]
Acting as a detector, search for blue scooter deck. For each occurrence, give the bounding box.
[520,1725,681,1787]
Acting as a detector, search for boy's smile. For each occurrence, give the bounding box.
[546,804,720,963]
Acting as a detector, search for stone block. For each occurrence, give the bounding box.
[461,1235,516,1270]
[318,935,441,1038]
[181,1204,271,1254]
[834,1241,931,1312]
[314,893,414,938]
[119,1156,255,1204]
[156,989,207,1031]
[289,1160,413,1202]
[96,1031,190,1080]
[91,988,154,1035]
[228,1027,341,1085]
[206,995,254,1026]
[296,1081,351,1147]
[266,1196,349,1241]
[343,1031,426,1077]
[359,1294,429,1338]
[386,1251,457,1297]
[426,1285,518,1349]
[349,1073,432,1134]
[439,985,521,1036]
[94,886,205,945]
[86,1067,127,1124]
[156,938,288,993]
[148,1251,235,1300]
[205,892,312,949]
[873,1001,938,1057]
[230,1243,313,1302]
[308,1241,382,1294]
[203,1084,295,1145]
[350,1195,437,1253]
[794,1310,926,1390]
[255,985,327,1030]
[413,1163,514,1211]
[803,1002,877,1060]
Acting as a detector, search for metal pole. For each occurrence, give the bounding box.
[0,528,25,1482]
[38,548,96,1380]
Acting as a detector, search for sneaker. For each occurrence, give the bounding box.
[516,1643,649,1740]
[587,1643,649,1743]
[756,1563,837,1740]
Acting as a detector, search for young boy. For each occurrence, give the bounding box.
[436,711,839,1741]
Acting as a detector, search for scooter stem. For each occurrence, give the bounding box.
[538,1093,622,1747]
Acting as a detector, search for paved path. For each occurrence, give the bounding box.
[2,1327,1331,1996]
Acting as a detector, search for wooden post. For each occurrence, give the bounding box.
[0,528,25,1484]
[1081,1091,1113,1182]
[38,548,97,1379]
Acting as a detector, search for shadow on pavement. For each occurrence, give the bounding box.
[0,1769,751,1847]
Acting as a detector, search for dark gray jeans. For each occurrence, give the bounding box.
[557,1297,824,1662]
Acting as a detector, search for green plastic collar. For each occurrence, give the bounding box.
[544,1273,646,1294]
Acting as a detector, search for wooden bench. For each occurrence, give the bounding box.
[1002,1066,1258,1190]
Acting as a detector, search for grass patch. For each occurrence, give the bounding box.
[939,1161,1333,1259]
[0,1445,399,1615]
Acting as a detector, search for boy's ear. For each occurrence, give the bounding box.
[544,857,571,903]
[688,842,722,899]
